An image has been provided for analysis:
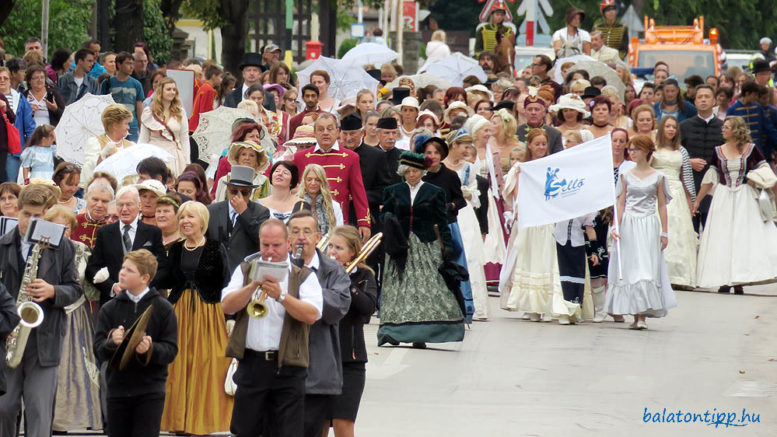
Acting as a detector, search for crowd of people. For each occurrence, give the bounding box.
[0,0,776,436]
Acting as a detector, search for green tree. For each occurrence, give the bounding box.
[144,0,173,65]
[0,0,93,58]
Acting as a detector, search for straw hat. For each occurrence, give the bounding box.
[285,125,318,146]
[443,101,473,124]
[227,140,270,173]
[549,93,591,118]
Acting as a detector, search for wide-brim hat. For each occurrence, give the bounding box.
[366,69,381,81]
[227,165,260,188]
[443,101,474,124]
[465,84,494,101]
[263,83,286,98]
[285,125,317,146]
[582,86,602,99]
[493,100,515,112]
[390,87,411,105]
[135,179,167,198]
[415,135,449,159]
[228,140,270,173]
[240,53,265,71]
[416,109,440,127]
[549,93,591,118]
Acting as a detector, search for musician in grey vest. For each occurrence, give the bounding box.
[0,184,82,437]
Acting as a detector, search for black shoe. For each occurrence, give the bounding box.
[385,337,399,346]
[718,286,731,294]
[412,342,427,349]
[733,285,744,295]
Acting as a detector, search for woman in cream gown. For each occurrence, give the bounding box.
[445,129,490,321]
[138,77,189,176]
[651,115,697,288]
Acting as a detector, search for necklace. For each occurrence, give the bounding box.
[183,237,205,251]
[592,122,610,128]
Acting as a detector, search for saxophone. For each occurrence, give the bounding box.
[5,242,46,368]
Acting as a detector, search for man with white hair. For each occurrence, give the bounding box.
[72,180,114,248]
[86,185,166,304]
[590,31,619,64]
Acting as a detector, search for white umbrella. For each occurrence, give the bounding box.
[341,42,398,67]
[568,61,625,101]
[296,56,380,101]
[417,52,487,86]
[385,72,455,91]
[551,54,597,83]
[192,106,272,158]
[94,143,172,183]
[54,93,116,166]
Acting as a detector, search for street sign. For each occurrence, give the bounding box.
[538,0,552,16]
[403,0,418,32]
[621,5,644,39]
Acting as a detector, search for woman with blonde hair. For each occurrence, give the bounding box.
[488,109,522,174]
[139,77,190,176]
[629,104,657,141]
[80,103,134,188]
[157,200,233,434]
[426,30,451,63]
[324,225,378,436]
[601,86,631,129]
[293,164,343,235]
[46,205,102,432]
[651,115,697,289]
[694,116,777,294]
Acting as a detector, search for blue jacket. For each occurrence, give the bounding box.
[654,100,697,122]
[10,91,36,148]
[726,100,777,157]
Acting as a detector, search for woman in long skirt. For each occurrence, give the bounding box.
[606,135,676,330]
[157,201,234,434]
[378,152,465,348]
[651,115,697,289]
[693,116,777,293]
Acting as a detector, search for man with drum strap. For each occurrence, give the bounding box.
[222,219,322,437]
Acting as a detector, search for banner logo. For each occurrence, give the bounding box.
[544,167,584,200]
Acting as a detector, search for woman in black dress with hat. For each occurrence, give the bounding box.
[378,151,465,348]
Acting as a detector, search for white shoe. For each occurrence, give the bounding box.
[628,320,639,330]
[592,285,607,323]
[521,313,531,320]
[529,313,541,322]
[558,315,571,325]
[541,313,553,322]
[637,320,648,330]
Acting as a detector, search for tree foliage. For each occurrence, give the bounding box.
[0,0,93,58]
[144,0,173,64]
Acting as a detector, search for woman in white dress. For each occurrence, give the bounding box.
[607,135,675,330]
[259,160,299,223]
[444,129,490,321]
[501,128,564,321]
[465,115,507,284]
[139,77,189,177]
[293,163,343,236]
[693,116,777,293]
[651,115,697,289]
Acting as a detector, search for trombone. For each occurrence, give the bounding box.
[345,232,383,274]
[316,232,331,251]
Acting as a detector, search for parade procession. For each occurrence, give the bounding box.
[0,0,776,435]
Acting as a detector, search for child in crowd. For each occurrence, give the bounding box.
[20,124,57,183]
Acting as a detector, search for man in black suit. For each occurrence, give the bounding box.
[376,117,402,184]
[223,52,276,112]
[86,185,166,305]
[338,113,392,225]
[207,165,271,272]
[0,184,82,437]
[516,95,564,154]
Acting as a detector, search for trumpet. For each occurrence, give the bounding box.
[246,286,269,318]
[316,232,331,251]
[345,232,383,274]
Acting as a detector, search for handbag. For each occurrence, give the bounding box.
[224,358,238,396]
[1,111,21,154]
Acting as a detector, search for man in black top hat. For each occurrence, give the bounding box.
[206,165,271,271]
[224,52,275,111]
[389,87,411,106]
[376,117,402,184]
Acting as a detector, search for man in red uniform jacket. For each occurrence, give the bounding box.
[293,113,372,242]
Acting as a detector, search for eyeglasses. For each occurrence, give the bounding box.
[228,188,251,196]
[289,228,315,237]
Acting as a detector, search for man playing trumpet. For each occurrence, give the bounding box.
[222,218,322,437]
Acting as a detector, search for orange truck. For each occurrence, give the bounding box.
[628,16,722,81]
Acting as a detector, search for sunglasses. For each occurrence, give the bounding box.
[228,188,252,196]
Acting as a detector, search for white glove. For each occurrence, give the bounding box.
[503,211,514,234]
[99,141,118,160]
[93,267,109,284]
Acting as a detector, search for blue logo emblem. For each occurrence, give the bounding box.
[544,167,584,200]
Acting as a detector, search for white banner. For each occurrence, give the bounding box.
[517,134,616,230]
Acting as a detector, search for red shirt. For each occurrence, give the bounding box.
[293,142,371,228]
[189,81,218,132]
